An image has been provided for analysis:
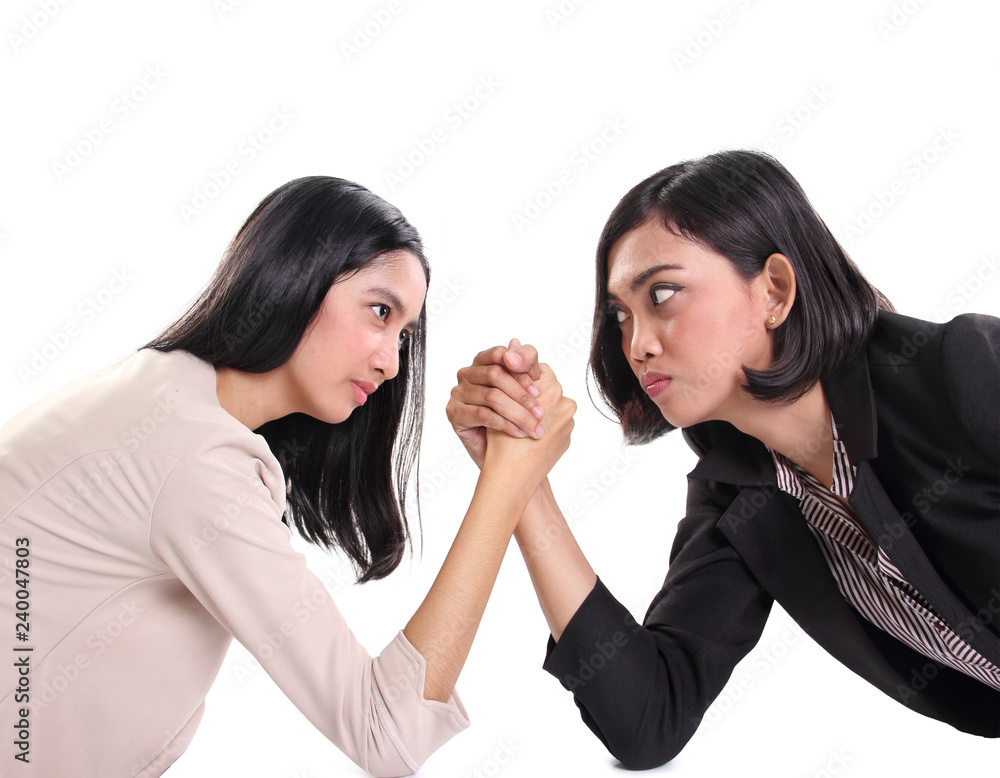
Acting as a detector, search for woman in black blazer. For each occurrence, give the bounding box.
[447,150,999,768]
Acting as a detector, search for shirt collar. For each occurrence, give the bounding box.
[769,412,857,501]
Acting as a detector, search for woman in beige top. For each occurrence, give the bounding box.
[0,176,575,776]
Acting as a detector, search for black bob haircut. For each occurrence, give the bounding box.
[590,149,893,444]
[145,176,428,582]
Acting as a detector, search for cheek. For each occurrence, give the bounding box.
[664,309,710,360]
[670,311,749,395]
[692,301,755,360]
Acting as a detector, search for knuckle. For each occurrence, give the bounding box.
[483,387,503,405]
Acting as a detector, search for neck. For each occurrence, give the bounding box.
[215,366,291,430]
[722,382,834,486]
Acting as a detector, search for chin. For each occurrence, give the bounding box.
[308,404,354,425]
[661,411,691,429]
[656,401,709,430]
[332,407,356,424]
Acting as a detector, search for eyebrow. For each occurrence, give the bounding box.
[608,263,685,299]
[366,286,420,330]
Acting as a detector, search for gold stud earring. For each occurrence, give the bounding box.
[767,316,777,327]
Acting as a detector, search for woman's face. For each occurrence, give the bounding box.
[283,250,427,424]
[606,219,775,428]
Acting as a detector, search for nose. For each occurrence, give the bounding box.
[628,316,662,363]
[373,336,401,381]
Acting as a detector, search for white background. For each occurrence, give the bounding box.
[2,1,998,776]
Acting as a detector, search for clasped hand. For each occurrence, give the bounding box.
[446,339,574,491]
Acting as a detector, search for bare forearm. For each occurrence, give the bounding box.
[514,478,596,641]
[403,468,530,702]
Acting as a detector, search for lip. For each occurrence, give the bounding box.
[351,380,377,405]
[640,371,671,398]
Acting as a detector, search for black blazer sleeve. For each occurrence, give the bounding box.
[542,473,773,769]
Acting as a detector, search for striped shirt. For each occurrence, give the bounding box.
[769,415,1000,692]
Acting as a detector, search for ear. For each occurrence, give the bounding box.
[762,253,796,329]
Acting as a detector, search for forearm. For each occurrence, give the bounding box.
[403,467,531,702]
[514,478,596,641]
[538,504,777,769]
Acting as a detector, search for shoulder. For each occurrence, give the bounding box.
[866,310,999,368]
[129,349,286,512]
[3,347,283,505]
[866,310,998,461]
[121,349,280,460]
[938,312,1000,364]
[937,314,999,453]
[865,310,945,368]
[147,394,288,555]
[150,429,288,555]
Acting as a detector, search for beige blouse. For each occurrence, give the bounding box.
[0,348,469,777]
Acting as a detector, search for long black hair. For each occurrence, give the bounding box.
[590,150,893,444]
[145,176,428,582]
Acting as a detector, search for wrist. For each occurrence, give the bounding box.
[514,480,567,555]
[515,480,551,532]
[476,463,535,518]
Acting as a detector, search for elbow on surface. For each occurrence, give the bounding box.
[613,736,686,771]
[616,750,680,771]
[356,746,423,778]
[361,760,418,778]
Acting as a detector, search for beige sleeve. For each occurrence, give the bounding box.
[148,438,469,777]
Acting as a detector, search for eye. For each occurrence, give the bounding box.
[651,285,682,305]
[397,329,412,349]
[370,303,390,321]
[606,304,629,326]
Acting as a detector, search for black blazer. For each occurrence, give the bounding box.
[543,311,1000,769]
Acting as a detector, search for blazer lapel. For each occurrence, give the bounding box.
[716,485,910,685]
[849,464,1000,667]
[690,346,1000,671]
[827,345,1000,667]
